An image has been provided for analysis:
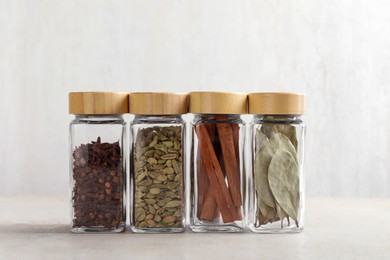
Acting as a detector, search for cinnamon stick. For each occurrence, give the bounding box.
[205,124,216,143]
[217,124,242,207]
[197,123,218,221]
[230,124,242,217]
[199,178,218,221]
[197,124,215,218]
[230,124,240,168]
[196,124,239,223]
[197,142,209,212]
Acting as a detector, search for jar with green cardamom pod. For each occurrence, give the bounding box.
[248,92,306,233]
[129,92,188,233]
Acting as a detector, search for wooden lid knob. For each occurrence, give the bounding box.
[69,92,129,114]
[129,92,188,115]
[189,92,247,114]
[248,92,305,115]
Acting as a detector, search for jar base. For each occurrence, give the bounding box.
[71,222,125,233]
[130,226,185,233]
[248,223,304,234]
[190,224,243,233]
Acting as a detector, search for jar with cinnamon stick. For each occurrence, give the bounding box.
[69,92,128,233]
[248,92,305,233]
[129,92,188,233]
[189,92,247,232]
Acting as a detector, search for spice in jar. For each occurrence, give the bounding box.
[189,92,247,232]
[129,92,187,233]
[195,121,242,223]
[133,126,183,228]
[248,92,305,233]
[72,137,124,229]
[254,126,299,227]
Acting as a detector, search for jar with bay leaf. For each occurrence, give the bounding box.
[69,92,128,233]
[129,92,188,233]
[189,92,247,232]
[247,92,306,233]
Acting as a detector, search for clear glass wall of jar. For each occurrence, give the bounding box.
[189,92,247,232]
[129,93,188,233]
[69,92,128,233]
[247,92,306,233]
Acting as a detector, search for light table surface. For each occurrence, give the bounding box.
[0,197,389,259]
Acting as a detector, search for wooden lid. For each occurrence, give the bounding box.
[248,92,305,115]
[69,92,129,114]
[129,92,188,115]
[189,92,247,114]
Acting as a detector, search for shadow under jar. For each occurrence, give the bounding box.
[129,92,188,233]
[189,92,247,232]
[69,92,128,233]
[247,92,306,233]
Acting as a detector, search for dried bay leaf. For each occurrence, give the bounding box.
[254,133,297,208]
[255,207,265,227]
[267,133,298,163]
[275,125,298,151]
[256,192,271,218]
[254,150,275,208]
[275,202,287,228]
[257,196,278,225]
[268,150,299,225]
[261,124,298,151]
[261,124,277,138]
[255,129,269,155]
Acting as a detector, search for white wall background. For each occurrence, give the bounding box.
[0,0,389,197]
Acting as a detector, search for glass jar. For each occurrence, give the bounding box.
[189,92,247,232]
[247,92,305,233]
[129,92,188,233]
[69,92,128,233]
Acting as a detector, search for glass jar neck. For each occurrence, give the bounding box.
[253,114,302,124]
[133,114,183,124]
[193,114,242,124]
[74,114,124,123]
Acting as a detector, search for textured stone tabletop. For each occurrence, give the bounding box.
[0,197,389,259]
